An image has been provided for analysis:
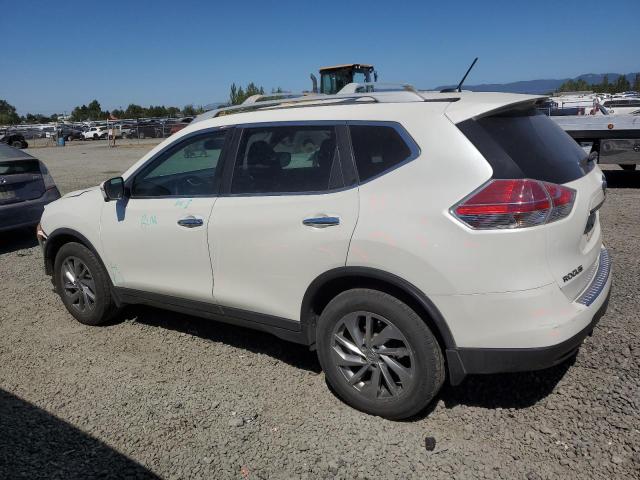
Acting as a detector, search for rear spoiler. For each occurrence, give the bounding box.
[444,95,546,124]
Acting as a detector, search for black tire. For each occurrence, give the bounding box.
[316,289,445,419]
[54,242,117,326]
[93,134,98,140]
[620,164,636,171]
[11,141,23,148]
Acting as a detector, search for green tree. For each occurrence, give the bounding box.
[229,82,265,105]
[70,99,106,121]
[633,74,640,92]
[125,104,145,118]
[0,99,20,125]
[23,113,52,124]
[614,75,631,92]
[182,104,197,116]
[87,100,104,119]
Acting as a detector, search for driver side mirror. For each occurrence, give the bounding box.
[101,176,125,201]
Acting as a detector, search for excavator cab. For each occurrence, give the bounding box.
[317,64,376,95]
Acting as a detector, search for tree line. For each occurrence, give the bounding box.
[557,74,640,94]
[0,99,207,125]
[71,101,206,122]
[1,82,284,125]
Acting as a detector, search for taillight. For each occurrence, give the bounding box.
[452,179,575,229]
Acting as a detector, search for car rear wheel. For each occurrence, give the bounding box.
[54,242,117,326]
[620,164,636,171]
[11,141,23,148]
[316,288,445,419]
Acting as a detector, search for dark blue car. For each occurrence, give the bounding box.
[0,143,60,232]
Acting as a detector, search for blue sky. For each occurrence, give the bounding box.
[1,0,637,114]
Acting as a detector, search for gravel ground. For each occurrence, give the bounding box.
[0,145,638,480]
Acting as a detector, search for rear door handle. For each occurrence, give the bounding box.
[177,216,203,228]
[303,216,340,228]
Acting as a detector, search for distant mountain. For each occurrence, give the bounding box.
[436,72,639,94]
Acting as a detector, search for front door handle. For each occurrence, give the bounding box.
[177,216,203,228]
[303,216,340,228]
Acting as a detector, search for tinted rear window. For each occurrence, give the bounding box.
[0,160,41,175]
[349,125,414,182]
[459,108,588,183]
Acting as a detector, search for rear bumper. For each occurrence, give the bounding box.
[444,246,612,385]
[0,191,59,232]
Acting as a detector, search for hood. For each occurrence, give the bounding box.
[62,185,100,198]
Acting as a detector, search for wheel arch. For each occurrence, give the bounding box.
[300,267,457,353]
[45,228,107,277]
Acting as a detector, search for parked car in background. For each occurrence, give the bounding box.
[58,126,84,141]
[82,126,108,140]
[0,130,29,149]
[127,123,159,139]
[169,122,190,135]
[0,143,60,232]
[169,117,193,135]
[38,89,611,419]
[116,124,134,138]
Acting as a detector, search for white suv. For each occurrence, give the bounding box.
[38,90,612,419]
[82,126,108,140]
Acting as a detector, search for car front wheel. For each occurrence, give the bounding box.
[54,242,117,326]
[316,288,445,420]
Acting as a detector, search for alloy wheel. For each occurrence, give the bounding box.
[60,256,97,313]
[331,311,415,400]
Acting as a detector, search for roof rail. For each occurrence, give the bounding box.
[194,93,384,122]
[242,92,316,105]
[338,82,419,94]
[191,88,443,124]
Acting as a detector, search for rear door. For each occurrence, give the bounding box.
[209,123,359,321]
[461,108,606,299]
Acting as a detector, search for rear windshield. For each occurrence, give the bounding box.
[458,108,588,183]
[0,160,41,175]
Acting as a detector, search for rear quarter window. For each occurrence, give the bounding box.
[349,124,416,182]
[458,108,588,184]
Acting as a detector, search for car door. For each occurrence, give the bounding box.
[209,123,359,321]
[100,128,230,301]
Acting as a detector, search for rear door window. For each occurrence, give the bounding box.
[230,125,342,195]
[459,108,588,183]
[349,124,415,182]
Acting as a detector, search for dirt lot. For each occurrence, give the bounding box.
[1,144,638,480]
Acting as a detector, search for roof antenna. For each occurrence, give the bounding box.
[440,57,478,93]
